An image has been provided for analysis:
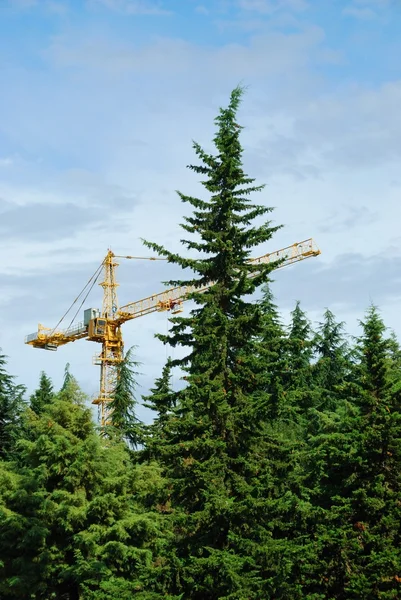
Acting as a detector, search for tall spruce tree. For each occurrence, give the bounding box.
[108,347,143,448]
[0,351,25,460]
[286,301,314,381]
[29,371,54,416]
[386,330,401,385]
[305,309,354,437]
[141,87,315,598]
[142,359,175,459]
[282,301,314,422]
[305,306,401,599]
[256,283,289,421]
[61,362,74,391]
[0,371,168,599]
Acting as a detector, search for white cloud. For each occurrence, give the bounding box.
[6,0,69,13]
[7,0,38,7]
[46,1,69,15]
[342,0,395,19]
[237,0,309,13]
[342,5,377,19]
[195,4,210,15]
[0,157,14,167]
[86,0,171,15]
[44,25,327,77]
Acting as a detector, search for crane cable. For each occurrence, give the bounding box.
[49,259,105,335]
[64,266,103,332]
[48,254,166,336]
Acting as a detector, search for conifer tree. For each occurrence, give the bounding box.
[61,362,73,390]
[256,283,289,420]
[312,309,350,403]
[29,371,54,416]
[386,330,401,385]
[108,347,143,448]
[0,351,25,459]
[0,373,167,599]
[142,359,175,459]
[141,87,313,598]
[143,358,174,421]
[305,309,354,437]
[286,301,314,378]
[305,306,401,598]
[282,301,314,421]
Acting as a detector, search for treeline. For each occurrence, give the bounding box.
[1,87,401,599]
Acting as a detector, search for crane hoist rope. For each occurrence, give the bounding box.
[49,259,105,336]
[25,239,321,426]
[48,256,169,337]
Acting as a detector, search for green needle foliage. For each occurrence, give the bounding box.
[29,371,54,416]
[282,301,315,426]
[305,309,354,437]
[142,358,176,458]
[0,371,168,600]
[0,351,25,460]
[255,283,290,422]
[312,309,351,408]
[108,347,143,448]
[286,301,314,385]
[141,86,313,598]
[306,306,401,599]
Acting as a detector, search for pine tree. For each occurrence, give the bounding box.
[304,309,354,437]
[140,87,315,598]
[286,301,314,380]
[385,330,401,386]
[29,371,54,416]
[61,362,73,391]
[142,359,175,459]
[0,373,168,599]
[256,283,289,421]
[312,309,350,408]
[108,347,143,448]
[282,301,314,422]
[0,351,25,460]
[305,306,401,598]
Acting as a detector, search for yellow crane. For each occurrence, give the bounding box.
[25,238,320,426]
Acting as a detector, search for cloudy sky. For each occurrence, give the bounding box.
[1,0,400,421]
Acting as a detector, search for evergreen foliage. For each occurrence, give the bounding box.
[305,309,354,437]
[256,283,289,421]
[279,301,315,430]
[305,306,401,598]
[108,347,143,448]
[140,86,313,598]
[29,371,54,416]
[0,351,25,460]
[286,301,314,387]
[61,362,74,391]
[312,309,351,409]
[142,358,175,459]
[0,375,167,599]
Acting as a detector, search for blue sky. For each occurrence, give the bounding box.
[0,0,400,420]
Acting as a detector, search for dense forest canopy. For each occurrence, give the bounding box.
[1,87,400,599]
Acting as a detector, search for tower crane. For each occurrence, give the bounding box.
[25,238,321,426]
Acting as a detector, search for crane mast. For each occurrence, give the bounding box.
[91,251,123,425]
[25,239,321,426]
